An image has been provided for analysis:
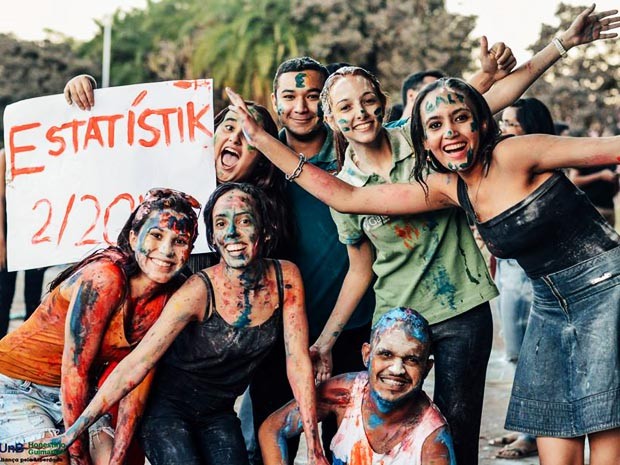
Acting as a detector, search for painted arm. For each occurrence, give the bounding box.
[226,88,457,216]
[468,37,516,95]
[310,240,374,383]
[498,134,620,173]
[64,74,97,110]
[421,426,457,465]
[484,5,620,114]
[61,262,126,465]
[259,374,354,465]
[107,369,155,465]
[59,274,207,450]
[280,261,329,465]
[0,149,6,269]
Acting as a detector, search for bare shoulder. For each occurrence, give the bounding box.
[421,425,455,465]
[275,259,303,284]
[59,258,125,299]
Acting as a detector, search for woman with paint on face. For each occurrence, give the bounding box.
[52,183,328,465]
[0,189,200,465]
[230,74,620,463]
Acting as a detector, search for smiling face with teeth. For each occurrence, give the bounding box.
[214,110,264,183]
[212,188,261,269]
[420,86,481,173]
[326,74,385,147]
[129,208,193,284]
[362,322,432,409]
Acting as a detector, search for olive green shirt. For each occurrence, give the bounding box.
[331,126,498,325]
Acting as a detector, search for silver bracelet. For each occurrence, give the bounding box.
[552,37,568,58]
[285,153,306,181]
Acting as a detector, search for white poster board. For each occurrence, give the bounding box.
[4,79,216,271]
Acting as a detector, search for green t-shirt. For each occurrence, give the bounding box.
[331,126,497,325]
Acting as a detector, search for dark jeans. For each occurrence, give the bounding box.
[250,323,371,464]
[430,303,493,465]
[140,393,249,465]
[0,268,46,338]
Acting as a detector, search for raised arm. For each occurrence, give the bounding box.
[59,274,207,449]
[226,88,458,216]
[61,262,126,465]
[497,133,620,173]
[484,5,620,114]
[310,239,374,383]
[280,261,329,465]
[259,374,354,465]
[468,37,516,95]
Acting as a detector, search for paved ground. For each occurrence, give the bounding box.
[10,268,597,465]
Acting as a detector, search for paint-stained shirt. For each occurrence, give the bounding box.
[0,251,169,386]
[330,126,497,325]
[331,372,447,465]
[282,127,375,339]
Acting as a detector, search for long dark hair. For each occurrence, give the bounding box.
[49,190,200,290]
[411,77,501,189]
[203,183,278,260]
[320,66,390,170]
[508,98,556,135]
[213,104,294,258]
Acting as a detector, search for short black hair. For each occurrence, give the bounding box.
[272,57,329,93]
[401,70,446,105]
[509,98,556,135]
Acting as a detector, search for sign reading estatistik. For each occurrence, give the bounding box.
[4,79,215,271]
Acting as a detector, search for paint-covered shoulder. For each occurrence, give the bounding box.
[276,259,303,284]
[59,258,125,300]
[317,373,356,408]
[421,426,456,465]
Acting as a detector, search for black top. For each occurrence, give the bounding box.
[154,260,285,407]
[458,171,620,278]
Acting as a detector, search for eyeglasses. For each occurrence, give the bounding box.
[499,120,521,129]
[145,188,201,210]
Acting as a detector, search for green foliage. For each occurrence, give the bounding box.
[189,0,315,105]
[0,33,96,142]
[526,3,620,134]
[294,0,477,100]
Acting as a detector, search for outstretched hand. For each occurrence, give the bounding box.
[479,36,517,82]
[561,4,620,48]
[225,87,264,145]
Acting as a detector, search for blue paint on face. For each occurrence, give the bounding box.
[435,429,457,465]
[370,386,401,414]
[367,413,384,429]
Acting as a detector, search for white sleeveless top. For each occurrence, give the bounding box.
[330,372,447,465]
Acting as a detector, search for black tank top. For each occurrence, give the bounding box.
[458,171,620,278]
[155,260,285,404]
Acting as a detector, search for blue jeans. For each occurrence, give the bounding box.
[495,259,532,361]
[430,304,493,465]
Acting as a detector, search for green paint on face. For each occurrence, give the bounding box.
[295,72,307,88]
[373,107,384,123]
[470,120,478,132]
[277,104,284,116]
[337,118,351,132]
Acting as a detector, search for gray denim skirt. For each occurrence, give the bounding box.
[505,245,620,437]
